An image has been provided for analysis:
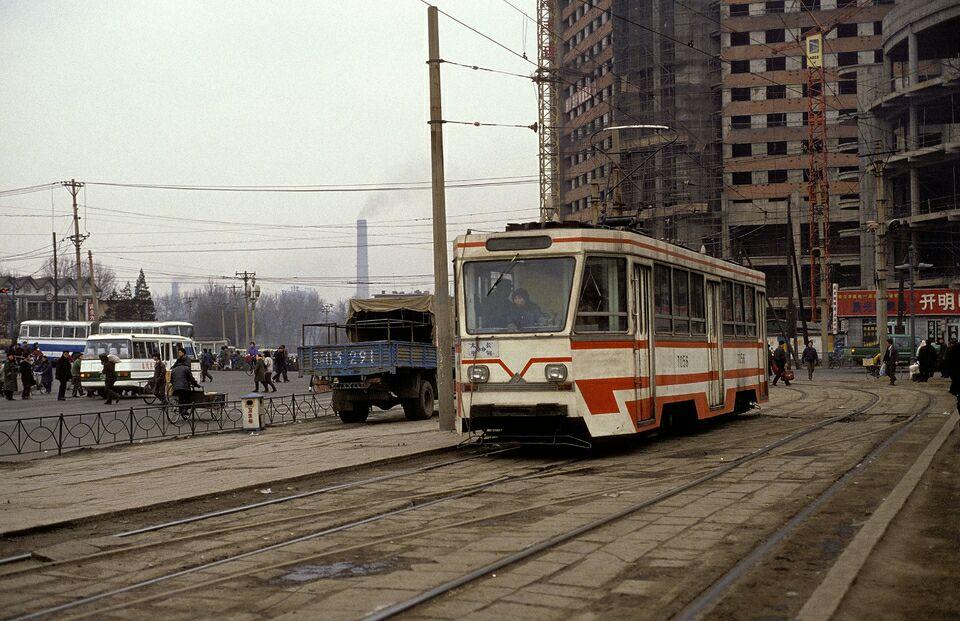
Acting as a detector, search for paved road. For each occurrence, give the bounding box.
[0,369,314,422]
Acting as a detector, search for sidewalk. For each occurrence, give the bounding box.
[0,412,459,536]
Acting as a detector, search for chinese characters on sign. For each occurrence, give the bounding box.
[837,289,960,317]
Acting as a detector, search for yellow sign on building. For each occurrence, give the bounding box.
[806,33,823,68]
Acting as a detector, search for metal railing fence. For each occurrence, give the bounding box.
[0,392,331,458]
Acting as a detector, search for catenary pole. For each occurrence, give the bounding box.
[87,250,100,320]
[873,159,889,348]
[65,179,86,320]
[428,5,454,431]
[52,232,59,320]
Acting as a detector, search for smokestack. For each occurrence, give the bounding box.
[356,219,370,299]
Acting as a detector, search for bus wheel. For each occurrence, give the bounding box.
[402,380,434,421]
[337,402,370,424]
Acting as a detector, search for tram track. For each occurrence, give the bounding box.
[1,381,910,620]
[0,382,887,620]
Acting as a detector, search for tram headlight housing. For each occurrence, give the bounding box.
[467,365,490,383]
[544,364,568,383]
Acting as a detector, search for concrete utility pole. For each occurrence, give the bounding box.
[872,159,889,347]
[87,250,100,320]
[427,5,455,431]
[52,232,59,320]
[63,179,86,320]
[236,271,255,345]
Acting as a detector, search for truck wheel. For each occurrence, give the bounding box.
[338,402,370,424]
[402,381,435,421]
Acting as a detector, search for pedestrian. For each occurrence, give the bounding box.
[945,337,960,412]
[99,353,122,405]
[771,342,791,386]
[882,337,898,386]
[918,338,938,382]
[247,341,259,358]
[200,348,214,383]
[19,355,35,399]
[71,353,85,397]
[937,336,949,378]
[2,352,18,400]
[254,353,268,392]
[801,340,819,381]
[36,354,53,394]
[219,345,229,370]
[152,353,168,404]
[263,351,277,392]
[273,345,289,383]
[55,351,72,401]
[169,353,200,418]
[767,343,774,380]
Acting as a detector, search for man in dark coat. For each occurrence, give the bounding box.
[2,352,18,400]
[152,353,168,405]
[19,356,35,399]
[99,353,122,405]
[772,342,791,386]
[273,345,289,383]
[801,340,819,381]
[170,354,199,417]
[55,351,72,401]
[917,338,938,382]
[882,337,898,386]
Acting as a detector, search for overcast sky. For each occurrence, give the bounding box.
[0,0,540,300]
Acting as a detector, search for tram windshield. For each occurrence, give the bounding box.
[463,257,575,334]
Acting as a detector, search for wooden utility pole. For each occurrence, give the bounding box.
[786,201,811,346]
[428,5,454,431]
[52,232,59,320]
[64,179,86,320]
[235,271,255,346]
[87,250,100,320]
[221,308,227,341]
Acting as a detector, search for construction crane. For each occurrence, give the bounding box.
[801,1,872,350]
[535,0,561,222]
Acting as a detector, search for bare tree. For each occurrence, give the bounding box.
[40,255,117,293]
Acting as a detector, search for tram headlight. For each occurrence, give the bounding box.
[544,364,568,383]
[467,365,490,383]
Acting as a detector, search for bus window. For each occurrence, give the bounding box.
[51,326,63,338]
[76,326,86,338]
[63,327,75,338]
[84,339,133,359]
[39,325,52,338]
[575,257,628,332]
[28,325,40,338]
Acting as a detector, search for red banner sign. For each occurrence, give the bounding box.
[837,289,960,317]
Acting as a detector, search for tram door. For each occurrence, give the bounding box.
[634,265,655,422]
[706,281,725,407]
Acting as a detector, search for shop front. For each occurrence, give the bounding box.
[838,288,960,347]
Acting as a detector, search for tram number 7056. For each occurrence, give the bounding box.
[676,354,690,368]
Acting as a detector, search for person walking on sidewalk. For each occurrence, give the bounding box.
[801,340,819,381]
[35,354,53,394]
[918,338,938,382]
[200,348,214,383]
[55,351,72,401]
[152,353,168,404]
[70,353,85,397]
[882,337,898,386]
[3,352,18,400]
[273,345,289,383]
[19,356,35,399]
[254,354,268,393]
[771,342,791,386]
[263,351,278,392]
[99,353,122,404]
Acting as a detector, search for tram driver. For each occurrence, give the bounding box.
[505,288,542,331]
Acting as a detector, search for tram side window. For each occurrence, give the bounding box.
[733,283,745,336]
[654,264,672,333]
[576,257,627,332]
[744,286,757,336]
[721,281,735,336]
[690,273,706,335]
[672,269,690,334]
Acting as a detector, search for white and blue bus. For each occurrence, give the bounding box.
[16,320,93,358]
[97,321,194,338]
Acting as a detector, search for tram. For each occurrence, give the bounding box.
[454,223,768,442]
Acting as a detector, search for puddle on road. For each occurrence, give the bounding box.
[272,558,405,583]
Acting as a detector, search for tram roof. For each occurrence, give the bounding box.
[454,222,764,285]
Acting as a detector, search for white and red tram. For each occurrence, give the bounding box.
[453,224,768,441]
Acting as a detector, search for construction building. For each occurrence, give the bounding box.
[842,0,960,346]
[557,0,722,253]
[720,1,893,322]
